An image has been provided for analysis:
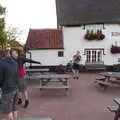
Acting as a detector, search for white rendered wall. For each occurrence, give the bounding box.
[26,24,120,66]
[26,49,65,66]
[63,24,120,65]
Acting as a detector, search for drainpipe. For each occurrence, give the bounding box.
[29,51,32,67]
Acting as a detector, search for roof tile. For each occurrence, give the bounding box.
[26,29,63,50]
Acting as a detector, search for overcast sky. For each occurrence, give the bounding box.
[0,0,57,44]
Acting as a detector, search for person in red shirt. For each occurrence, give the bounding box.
[11,49,41,108]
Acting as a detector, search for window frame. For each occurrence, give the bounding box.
[58,51,64,57]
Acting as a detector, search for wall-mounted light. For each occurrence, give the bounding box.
[115,41,118,46]
[82,24,86,30]
[103,24,106,29]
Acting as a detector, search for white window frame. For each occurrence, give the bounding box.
[84,49,105,63]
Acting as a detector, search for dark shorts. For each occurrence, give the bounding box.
[72,63,80,70]
[0,91,17,114]
[18,77,27,92]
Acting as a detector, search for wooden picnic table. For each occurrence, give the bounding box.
[113,98,120,106]
[27,74,71,92]
[94,72,120,90]
[26,68,50,81]
[99,72,120,79]
[107,98,120,120]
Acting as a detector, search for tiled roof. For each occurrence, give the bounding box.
[56,0,120,25]
[25,29,63,50]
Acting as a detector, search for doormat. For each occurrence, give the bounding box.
[0,117,53,120]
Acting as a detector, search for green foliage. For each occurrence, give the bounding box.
[7,40,22,48]
[86,30,90,34]
[0,5,6,15]
[0,4,6,50]
[91,29,94,34]
[96,29,100,35]
[6,26,23,49]
[0,5,22,50]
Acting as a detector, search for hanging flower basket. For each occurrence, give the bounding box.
[97,34,105,40]
[84,34,94,40]
[84,29,105,41]
[111,45,120,54]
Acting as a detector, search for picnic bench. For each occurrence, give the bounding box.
[94,72,120,91]
[26,74,71,94]
[26,68,50,73]
[85,62,106,71]
[26,68,50,80]
[107,98,120,120]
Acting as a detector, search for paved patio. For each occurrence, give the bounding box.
[2,73,120,120]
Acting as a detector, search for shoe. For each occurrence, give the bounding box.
[18,98,22,104]
[76,77,79,80]
[24,100,29,108]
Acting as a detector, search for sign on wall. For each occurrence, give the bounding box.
[112,32,120,36]
[118,58,120,62]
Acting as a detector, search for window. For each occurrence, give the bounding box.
[92,51,96,62]
[98,51,102,62]
[58,51,64,57]
[86,51,91,62]
[85,49,104,63]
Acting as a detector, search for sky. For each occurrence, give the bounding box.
[0,0,57,44]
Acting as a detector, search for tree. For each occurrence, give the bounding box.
[0,4,6,50]
[6,26,23,49]
[0,5,23,50]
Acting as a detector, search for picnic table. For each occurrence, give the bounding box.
[26,68,50,80]
[26,74,71,94]
[94,72,120,90]
[107,97,120,120]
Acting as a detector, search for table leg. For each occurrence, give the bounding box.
[41,79,50,86]
[106,76,110,82]
[102,76,110,91]
[114,106,120,120]
[98,83,108,91]
[58,78,67,86]
[64,79,68,86]
[114,113,120,120]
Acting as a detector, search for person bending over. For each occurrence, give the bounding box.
[11,49,41,108]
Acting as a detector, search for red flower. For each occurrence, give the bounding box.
[93,34,98,39]
[84,31,105,40]
[100,34,105,40]
[84,34,91,40]
[97,34,105,40]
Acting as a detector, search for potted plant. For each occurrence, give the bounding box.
[84,30,91,40]
[84,29,95,40]
[97,29,105,40]
[84,29,105,41]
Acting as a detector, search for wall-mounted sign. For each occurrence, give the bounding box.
[112,32,120,36]
[118,58,120,62]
